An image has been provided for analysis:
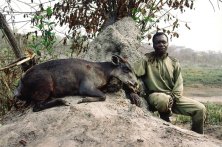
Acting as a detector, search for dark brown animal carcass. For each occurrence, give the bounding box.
[14,55,138,112]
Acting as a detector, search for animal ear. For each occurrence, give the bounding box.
[111,55,120,65]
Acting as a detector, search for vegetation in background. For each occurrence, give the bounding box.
[182,67,222,87]
[50,0,194,53]
[29,6,57,60]
[0,47,22,116]
[168,47,222,67]
[2,0,196,55]
[205,103,222,125]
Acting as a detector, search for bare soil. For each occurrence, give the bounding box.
[176,85,222,140]
[184,84,222,104]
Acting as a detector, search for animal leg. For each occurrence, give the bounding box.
[77,96,106,104]
[78,82,106,104]
[33,99,69,112]
[30,77,59,112]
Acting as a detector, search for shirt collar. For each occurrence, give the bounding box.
[152,52,168,60]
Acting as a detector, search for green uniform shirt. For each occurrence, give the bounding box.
[134,52,183,100]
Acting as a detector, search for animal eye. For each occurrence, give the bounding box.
[123,67,131,73]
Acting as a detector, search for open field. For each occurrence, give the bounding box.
[182,67,222,88]
[182,67,222,103]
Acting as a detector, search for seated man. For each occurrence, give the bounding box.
[133,32,206,134]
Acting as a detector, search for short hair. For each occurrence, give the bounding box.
[152,32,168,43]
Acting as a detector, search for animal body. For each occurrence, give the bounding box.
[14,55,138,112]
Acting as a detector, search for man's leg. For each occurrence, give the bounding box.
[148,93,173,122]
[172,97,206,134]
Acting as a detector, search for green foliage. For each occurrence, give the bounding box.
[53,0,195,53]
[131,7,154,34]
[2,0,196,55]
[174,114,190,124]
[182,67,222,87]
[205,103,222,125]
[30,6,56,58]
[0,47,22,116]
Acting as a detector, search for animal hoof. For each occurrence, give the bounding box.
[64,101,71,106]
[77,99,83,104]
[33,107,41,112]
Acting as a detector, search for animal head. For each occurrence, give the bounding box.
[111,55,138,91]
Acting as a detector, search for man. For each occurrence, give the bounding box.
[133,32,206,134]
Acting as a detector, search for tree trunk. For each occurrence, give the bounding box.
[0,12,34,71]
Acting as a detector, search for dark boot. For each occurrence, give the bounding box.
[159,111,172,122]
[191,123,204,134]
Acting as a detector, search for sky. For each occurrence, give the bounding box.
[1,0,222,52]
[172,0,222,52]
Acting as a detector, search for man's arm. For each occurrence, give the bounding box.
[171,61,183,101]
[133,58,146,77]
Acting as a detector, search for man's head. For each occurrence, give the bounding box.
[152,32,169,56]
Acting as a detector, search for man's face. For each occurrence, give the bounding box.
[153,35,168,56]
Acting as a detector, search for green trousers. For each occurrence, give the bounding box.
[147,92,206,134]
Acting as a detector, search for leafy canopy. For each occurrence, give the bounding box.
[52,1,193,35]
[48,0,194,52]
[2,0,195,54]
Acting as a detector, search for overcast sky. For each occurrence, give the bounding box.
[172,0,222,52]
[1,0,222,52]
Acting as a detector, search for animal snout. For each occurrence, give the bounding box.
[127,81,139,93]
[128,81,138,88]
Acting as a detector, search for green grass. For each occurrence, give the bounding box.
[174,103,222,125]
[205,103,222,125]
[182,67,222,87]
[174,115,190,124]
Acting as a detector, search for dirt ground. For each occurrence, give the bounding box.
[184,84,222,104]
[176,85,222,140]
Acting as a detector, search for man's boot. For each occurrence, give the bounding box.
[159,110,172,122]
[191,123,204,134]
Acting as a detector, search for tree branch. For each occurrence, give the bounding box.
[217,0,221,9]
[209,0,216,12]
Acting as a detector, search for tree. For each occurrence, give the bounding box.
[2,0,222,55]
[51,0,194,52]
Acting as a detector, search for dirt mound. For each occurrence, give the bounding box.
[79,17,143,65]
[1,91,222,147]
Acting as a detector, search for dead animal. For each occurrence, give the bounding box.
[14,55,138,112]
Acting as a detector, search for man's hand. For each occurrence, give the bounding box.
[168,96,174,108]
[129,92,142,107]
